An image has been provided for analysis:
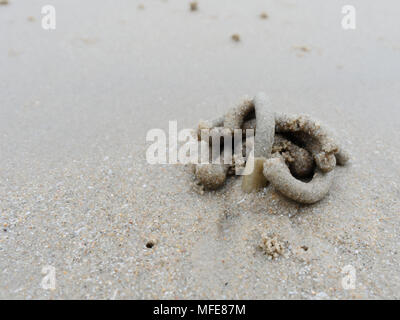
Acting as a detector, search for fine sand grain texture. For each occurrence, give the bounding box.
[1,0,400,299]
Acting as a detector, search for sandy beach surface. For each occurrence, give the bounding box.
[1,0,400,299]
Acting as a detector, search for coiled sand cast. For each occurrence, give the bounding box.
[193,92,349,204]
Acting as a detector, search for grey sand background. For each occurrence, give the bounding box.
[1,0,400,299]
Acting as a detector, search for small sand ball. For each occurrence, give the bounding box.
[0,0,9,5]
[231,34,240,42]
[260,12,268,19]
[137,4,144,10]
[259,235,284,259]
[288,148,315,178]
[195,164,227,190]
[190,1,198,11]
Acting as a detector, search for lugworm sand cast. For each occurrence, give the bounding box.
[192,92,349,203]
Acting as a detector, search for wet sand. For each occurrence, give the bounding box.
[1,0,400,299]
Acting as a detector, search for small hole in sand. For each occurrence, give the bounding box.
[146,241,154,248]
[301,245,308,251]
